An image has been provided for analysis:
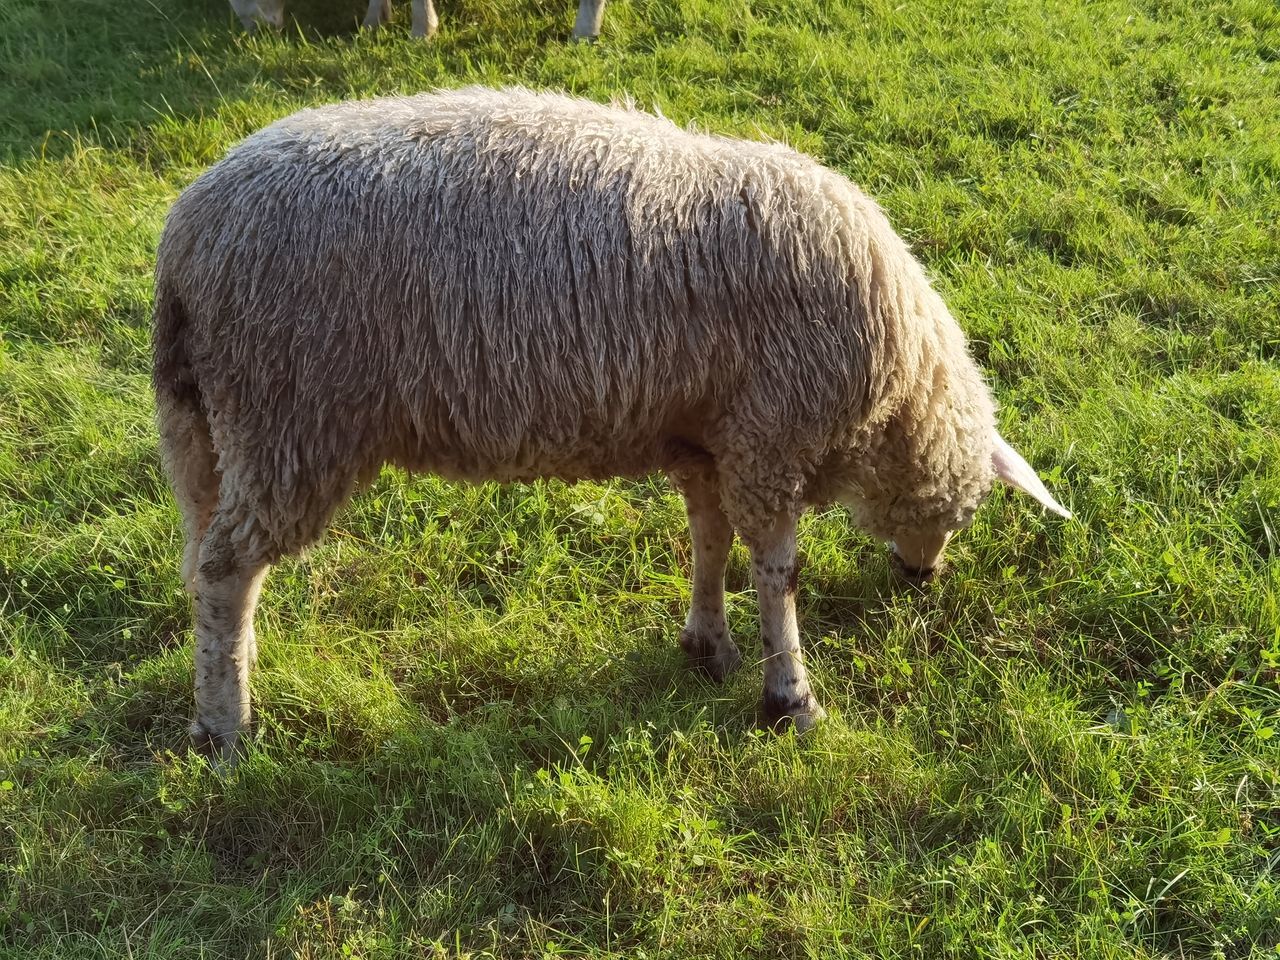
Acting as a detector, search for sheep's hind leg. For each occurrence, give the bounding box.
[159,401,220,600]
[190,505,271,763]
[673,469,741,682]
[746,514,824,733]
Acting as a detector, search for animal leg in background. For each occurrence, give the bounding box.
[363,0,393,28]
[573,0,606,39]
[411,0,438,37]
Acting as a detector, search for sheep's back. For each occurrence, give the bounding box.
[157,87,902,485]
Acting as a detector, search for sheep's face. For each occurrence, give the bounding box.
[837,481,983,585]
[833,420,993,583]
[843,493,980,586]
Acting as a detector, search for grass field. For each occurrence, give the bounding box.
[2,0,1279,955]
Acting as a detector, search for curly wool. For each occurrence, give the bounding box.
[153,85,996,559]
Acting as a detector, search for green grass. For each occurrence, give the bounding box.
[2,0,1278,954]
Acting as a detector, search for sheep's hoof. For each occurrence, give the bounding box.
[759,690,826,735]
[190,721,241,770]
[679,627,742,683]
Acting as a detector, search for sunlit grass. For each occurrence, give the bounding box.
[1,0,1277,955]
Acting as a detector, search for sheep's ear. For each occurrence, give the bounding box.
[992,431,1072,519]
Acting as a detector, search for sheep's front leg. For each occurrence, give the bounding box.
[191,513,269,763]
[572,0,606,40]
[410,0,438,37]
[749,515,825,732]
[675,471,742,682]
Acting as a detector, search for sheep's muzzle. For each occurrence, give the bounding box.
[889,530,951,586]
[891,552,942,585]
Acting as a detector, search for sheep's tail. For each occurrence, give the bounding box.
[152,284,220,585]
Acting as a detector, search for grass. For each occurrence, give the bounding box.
[1,0,1278,955]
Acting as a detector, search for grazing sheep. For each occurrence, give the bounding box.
[152,86,1071,759]
[228,0,607,40]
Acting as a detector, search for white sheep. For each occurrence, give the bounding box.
[152,86,1070,759]
[228,0,607,41]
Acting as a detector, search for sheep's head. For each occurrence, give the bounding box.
[902,431,1072,582]
[840,426,1071,585]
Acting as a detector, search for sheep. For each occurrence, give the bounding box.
[228,0,607,41]
[151,85,1071,760]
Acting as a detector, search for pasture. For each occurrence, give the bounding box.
[1,0,1278,955]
